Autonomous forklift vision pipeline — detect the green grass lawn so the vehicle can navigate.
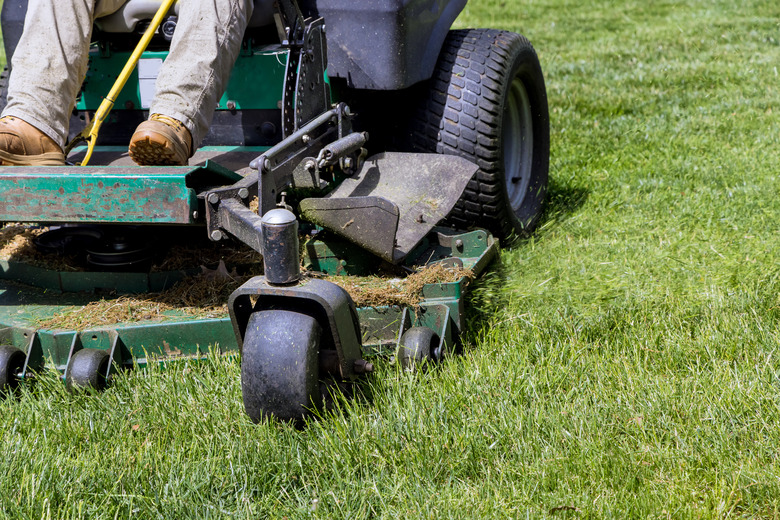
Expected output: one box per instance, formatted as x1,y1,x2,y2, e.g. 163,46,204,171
2,0,780,518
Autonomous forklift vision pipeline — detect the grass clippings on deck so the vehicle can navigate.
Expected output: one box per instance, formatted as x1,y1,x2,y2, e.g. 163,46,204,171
327,262,473,308
0,224,80,271
37,262,471,330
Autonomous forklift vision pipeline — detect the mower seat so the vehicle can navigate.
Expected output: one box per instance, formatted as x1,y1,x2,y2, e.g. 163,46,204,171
95,0,275,33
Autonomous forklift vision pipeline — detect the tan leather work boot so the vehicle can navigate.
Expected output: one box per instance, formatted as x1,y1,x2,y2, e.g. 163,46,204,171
0,116,65,166
128,114,192,166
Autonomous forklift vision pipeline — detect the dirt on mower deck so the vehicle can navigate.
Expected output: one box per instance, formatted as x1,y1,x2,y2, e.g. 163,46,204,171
36,263,472,330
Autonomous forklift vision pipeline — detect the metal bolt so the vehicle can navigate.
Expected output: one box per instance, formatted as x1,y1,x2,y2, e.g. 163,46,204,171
304,159,316,171
161,18,177,39
343,157,353,170
210,230,223,241
226,100,236,110
302,134,310,144
343,105,351,117
263,157,271,172
455,239,464,251
192,211,199,219
260,121,276,138
238,187,249,199
354,359,374,374
207,193,220,204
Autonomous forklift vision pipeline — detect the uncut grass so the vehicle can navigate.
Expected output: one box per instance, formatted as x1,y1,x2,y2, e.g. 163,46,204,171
3,0,780,518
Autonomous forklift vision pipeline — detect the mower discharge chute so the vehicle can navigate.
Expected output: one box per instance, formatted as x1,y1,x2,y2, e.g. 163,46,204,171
0,0,549,423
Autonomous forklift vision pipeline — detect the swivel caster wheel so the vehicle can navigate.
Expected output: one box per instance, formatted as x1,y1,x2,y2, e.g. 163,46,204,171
66,348,110,392
0,345,26,396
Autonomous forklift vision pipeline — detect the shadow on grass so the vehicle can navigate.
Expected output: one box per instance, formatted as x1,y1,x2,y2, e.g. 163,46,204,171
538,176,590,229
461,177,589,340
493,175,590,249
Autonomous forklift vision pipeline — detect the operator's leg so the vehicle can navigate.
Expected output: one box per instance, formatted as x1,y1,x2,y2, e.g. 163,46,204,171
0,0,125,165
128,0,253,166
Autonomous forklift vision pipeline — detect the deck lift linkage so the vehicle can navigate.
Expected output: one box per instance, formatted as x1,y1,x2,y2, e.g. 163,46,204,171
0,0,549,423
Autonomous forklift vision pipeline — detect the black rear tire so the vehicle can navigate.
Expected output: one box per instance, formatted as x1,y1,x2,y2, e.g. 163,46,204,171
405,29,550,239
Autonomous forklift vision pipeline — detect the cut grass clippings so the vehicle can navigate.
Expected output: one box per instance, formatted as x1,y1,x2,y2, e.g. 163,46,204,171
37,263,471,330
0,224,42,259
327,262,473,308
35,272,246,330
0,223,79,271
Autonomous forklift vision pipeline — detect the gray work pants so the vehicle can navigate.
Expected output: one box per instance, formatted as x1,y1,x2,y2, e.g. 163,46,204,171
2,0,253,149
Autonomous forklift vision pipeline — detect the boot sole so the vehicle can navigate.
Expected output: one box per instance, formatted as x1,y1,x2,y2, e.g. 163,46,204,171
128,131,188,166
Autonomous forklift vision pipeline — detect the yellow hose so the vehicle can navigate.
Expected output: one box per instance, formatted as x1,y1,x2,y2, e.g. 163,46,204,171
66,0,177,165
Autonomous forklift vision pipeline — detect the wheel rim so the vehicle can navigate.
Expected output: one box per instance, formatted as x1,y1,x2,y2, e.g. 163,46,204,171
503,76,534,214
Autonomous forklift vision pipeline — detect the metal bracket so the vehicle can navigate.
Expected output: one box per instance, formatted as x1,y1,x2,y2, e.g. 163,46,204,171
247,103,364,214
274,0,330,136
203,173,263,251
108,330,131,378
203,105,368,255
22,331,43,380
228,276,364,380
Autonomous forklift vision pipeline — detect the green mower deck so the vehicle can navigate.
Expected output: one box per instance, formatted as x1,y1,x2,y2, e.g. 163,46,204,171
0,224,496,384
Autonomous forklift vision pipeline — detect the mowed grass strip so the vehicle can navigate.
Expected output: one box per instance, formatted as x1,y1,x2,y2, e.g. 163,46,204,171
2,0,780,518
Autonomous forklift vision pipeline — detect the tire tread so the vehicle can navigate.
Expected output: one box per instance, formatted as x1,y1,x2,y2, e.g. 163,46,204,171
406,29,549,237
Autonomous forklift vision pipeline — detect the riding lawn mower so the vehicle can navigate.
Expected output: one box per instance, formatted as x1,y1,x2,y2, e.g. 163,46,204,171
0,0,549,423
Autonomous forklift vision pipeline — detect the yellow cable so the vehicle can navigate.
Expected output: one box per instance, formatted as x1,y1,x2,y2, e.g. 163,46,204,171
67,0,177,165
